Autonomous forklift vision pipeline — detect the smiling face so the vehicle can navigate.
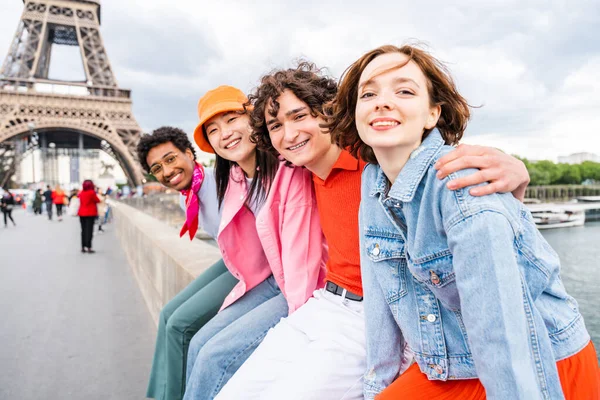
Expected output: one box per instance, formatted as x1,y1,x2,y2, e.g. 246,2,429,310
265,90,333,169
204,111,256,168
355,52,440,154
146,142,196,191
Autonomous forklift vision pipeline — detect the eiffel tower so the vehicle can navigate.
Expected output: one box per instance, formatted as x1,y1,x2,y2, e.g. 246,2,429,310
0,0,143,187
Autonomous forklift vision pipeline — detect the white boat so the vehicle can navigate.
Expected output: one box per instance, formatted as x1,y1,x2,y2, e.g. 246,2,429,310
531,209,586,229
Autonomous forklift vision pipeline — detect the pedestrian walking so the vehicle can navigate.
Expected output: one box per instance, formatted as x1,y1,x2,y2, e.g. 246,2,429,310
96,188,106,233
78,180,100,253
52,185,67,222
32,189,43,215
68,189,79,217
43,185,53,220
1,189,17,228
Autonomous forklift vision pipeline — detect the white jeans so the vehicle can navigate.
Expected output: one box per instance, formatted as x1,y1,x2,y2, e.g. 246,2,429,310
215,288,367,400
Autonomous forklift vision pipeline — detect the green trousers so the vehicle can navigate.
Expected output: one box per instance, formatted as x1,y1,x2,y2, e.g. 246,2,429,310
146,259,238,400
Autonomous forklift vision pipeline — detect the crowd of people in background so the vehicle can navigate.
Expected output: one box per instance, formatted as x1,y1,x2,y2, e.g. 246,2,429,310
1,182,113,252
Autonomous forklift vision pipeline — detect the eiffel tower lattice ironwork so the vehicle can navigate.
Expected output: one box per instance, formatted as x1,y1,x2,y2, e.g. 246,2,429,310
0,0,143,187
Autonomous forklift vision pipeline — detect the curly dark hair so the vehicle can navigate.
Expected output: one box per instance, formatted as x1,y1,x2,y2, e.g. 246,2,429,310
326,45,471,164
136,126,197,172
247,61,338,154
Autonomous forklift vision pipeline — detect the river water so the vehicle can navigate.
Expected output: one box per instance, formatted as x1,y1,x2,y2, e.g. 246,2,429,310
541,221,600,361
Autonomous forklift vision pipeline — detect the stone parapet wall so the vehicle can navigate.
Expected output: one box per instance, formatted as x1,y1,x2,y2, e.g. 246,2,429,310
119,193,184,229
119,193,214,241
109,200,221,325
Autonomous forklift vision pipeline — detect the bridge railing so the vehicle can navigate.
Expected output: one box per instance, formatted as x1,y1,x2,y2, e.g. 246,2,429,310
525,185,600,202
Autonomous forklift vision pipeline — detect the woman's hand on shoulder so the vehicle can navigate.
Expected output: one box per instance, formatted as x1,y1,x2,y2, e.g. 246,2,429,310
434,144,530,201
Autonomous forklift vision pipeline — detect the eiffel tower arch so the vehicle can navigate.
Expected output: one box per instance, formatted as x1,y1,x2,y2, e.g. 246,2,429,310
0,0,143,187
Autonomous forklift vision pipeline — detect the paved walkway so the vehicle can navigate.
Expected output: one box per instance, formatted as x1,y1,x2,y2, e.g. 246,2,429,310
0,209,155,399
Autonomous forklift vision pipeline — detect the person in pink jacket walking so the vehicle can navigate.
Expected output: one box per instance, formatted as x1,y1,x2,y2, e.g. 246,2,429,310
167,86,327,400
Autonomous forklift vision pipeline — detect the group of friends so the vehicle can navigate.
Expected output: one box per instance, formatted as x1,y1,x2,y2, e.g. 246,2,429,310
136,44,600,400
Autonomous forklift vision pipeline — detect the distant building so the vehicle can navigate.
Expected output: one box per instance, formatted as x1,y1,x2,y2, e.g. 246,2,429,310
557,152,600,164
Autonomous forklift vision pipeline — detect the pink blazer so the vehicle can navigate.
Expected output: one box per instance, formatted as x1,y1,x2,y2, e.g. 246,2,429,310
218,162,327,314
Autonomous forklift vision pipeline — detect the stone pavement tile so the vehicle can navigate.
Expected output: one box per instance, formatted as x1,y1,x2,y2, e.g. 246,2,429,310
0,209,155,400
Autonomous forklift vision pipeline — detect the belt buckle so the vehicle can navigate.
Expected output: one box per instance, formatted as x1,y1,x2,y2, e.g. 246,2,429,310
326,281,363,301
325,281,336,295
341,288,348,300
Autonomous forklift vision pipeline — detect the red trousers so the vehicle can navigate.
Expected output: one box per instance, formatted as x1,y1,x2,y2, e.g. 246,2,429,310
377,341,600,400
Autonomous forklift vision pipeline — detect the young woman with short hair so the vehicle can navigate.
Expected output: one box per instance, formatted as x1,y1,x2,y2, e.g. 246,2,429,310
329,44,599,400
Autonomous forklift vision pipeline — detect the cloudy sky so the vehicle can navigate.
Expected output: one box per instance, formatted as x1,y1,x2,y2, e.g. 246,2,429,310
1,0,599,164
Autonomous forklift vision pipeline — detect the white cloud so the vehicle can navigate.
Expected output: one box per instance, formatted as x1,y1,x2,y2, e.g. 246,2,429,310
466,54,600,161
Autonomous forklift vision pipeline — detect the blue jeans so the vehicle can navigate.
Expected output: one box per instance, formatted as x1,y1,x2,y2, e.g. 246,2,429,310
146,259,237,400
183,275,288,400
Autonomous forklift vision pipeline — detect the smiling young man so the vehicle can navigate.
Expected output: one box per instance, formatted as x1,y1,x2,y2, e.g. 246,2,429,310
137,127,238,400
214,63,531,400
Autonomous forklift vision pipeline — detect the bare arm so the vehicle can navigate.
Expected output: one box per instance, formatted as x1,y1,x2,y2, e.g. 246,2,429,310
434,144,530,201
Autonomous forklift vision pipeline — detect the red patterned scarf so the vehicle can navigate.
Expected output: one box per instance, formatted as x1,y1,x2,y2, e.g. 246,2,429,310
179,163,205,240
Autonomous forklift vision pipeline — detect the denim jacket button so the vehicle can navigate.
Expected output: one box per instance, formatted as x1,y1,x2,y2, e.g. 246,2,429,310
371,245,380,256
434,365,444,375
430,271,440,285
427,314,437,323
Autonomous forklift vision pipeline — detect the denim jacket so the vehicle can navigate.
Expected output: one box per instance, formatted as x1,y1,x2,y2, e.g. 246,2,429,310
359,130,590,400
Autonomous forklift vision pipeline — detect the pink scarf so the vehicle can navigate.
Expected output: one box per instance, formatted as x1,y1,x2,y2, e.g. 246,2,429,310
179,163,205,240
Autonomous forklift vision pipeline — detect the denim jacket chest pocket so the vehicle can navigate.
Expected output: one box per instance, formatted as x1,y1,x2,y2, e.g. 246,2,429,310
407,250,462,312
363,228,408,304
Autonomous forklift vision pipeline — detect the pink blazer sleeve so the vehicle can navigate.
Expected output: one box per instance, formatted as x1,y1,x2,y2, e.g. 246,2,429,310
279,169,327,314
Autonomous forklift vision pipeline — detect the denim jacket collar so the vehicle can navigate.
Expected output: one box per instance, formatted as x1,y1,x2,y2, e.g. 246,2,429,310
370,129,445,202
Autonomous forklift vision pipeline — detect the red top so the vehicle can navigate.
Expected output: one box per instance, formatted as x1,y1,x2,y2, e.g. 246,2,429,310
313,149,366,296
78,190,100,217
51,190,66,205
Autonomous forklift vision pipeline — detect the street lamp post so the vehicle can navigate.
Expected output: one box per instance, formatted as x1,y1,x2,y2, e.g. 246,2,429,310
27,122,37,184
49,142,56,187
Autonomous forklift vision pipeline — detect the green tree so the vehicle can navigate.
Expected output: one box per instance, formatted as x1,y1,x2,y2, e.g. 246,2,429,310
535,160,562,183
557,163,582,184
517,157,600,186
529,166,551,186
580,161,600,182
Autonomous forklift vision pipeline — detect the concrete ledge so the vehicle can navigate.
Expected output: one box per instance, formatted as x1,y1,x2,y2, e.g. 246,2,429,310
108,200,222,325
